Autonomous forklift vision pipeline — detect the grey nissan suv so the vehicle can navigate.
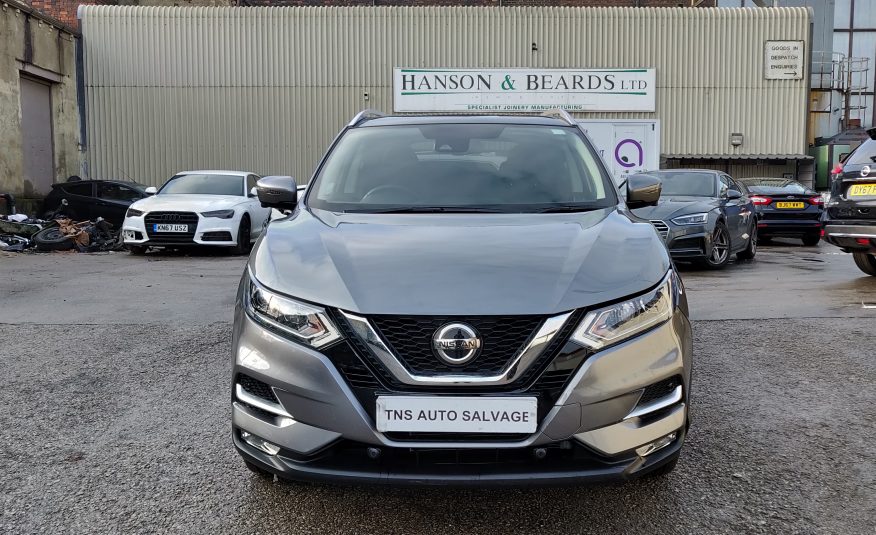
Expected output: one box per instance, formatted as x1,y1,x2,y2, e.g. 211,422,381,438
231,110,693,485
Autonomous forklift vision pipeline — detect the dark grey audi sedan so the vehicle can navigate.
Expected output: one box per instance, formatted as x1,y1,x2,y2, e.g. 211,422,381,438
231,110,693,485
630,170,758,269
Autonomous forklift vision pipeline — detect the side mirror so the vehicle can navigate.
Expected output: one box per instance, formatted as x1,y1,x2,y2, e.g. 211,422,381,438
144,186,157,195
626,174,661,209
727,189,743,200
256,176,298,210
249,186,258,198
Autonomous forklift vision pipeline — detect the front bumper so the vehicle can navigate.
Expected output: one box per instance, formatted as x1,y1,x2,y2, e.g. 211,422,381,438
121,214,239,247
658,222,710,260
231,306,692,485
823,221,876,252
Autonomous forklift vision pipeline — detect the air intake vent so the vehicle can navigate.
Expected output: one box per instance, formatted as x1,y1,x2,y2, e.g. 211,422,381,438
238,374,279,404
650,220,669,241
637,376,680,407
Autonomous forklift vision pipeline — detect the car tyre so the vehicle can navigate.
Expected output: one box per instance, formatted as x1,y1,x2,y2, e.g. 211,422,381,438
852,252,876,276
127,245,147,255
736,223,757,260
232,215,252,255
33,227,75,252
699,221,731,269
802,234,821,247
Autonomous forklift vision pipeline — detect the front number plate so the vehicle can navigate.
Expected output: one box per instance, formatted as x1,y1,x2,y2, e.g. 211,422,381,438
376,396,538,434
153,224,189,232
848,184,876,196
775,202,805,209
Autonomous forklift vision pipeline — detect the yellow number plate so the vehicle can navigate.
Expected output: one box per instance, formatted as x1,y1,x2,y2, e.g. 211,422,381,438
775,202,804,209
849,184,876,196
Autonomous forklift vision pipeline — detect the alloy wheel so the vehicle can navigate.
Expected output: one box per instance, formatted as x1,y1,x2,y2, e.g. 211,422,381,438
709,225,729,265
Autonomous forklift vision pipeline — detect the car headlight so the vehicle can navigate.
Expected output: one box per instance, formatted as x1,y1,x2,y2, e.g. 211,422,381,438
571,271,676,350
671,213,709,226
244,273,341,348
126,208,144,218
202,209,235,219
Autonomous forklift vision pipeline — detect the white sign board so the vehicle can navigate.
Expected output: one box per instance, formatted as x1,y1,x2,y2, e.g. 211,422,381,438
764,41,804,80
394,68,656,112
376,396,538,433
578,120,661,186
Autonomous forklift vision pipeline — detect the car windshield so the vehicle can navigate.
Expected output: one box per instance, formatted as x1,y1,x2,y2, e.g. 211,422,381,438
741,178,808,195
160,174,243,196
654,172,717,197
307,123,616,213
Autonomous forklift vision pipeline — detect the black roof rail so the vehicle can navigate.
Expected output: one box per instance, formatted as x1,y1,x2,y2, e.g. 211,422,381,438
348,109,387,127
540,108,577,127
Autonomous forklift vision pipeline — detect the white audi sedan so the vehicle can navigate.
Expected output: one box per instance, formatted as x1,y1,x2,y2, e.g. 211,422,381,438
121,170,273,255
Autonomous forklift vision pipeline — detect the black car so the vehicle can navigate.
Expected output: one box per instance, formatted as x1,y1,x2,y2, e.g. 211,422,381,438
630,169,757,269
823,128,876,276
42,179,151,226
738,177,824,246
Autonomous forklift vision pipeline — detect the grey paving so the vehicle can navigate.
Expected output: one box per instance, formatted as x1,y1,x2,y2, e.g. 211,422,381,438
1,241,874,534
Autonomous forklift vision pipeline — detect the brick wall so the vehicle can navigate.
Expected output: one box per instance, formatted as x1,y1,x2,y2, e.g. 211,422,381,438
25,0,716,30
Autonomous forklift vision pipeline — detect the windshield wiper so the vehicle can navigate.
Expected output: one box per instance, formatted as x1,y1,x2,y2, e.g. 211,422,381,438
351,206,505,214
535,204,601,213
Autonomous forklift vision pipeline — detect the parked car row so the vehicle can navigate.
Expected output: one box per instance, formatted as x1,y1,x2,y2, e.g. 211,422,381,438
41,121,868,279
621,169,833,271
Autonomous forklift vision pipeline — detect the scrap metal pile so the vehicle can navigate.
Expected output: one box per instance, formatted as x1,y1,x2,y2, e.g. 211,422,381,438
1,195,122,253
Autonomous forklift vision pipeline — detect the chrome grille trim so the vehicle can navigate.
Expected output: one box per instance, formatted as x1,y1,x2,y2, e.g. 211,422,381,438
235,383,291,418
625,385,683,420
338,310,573,386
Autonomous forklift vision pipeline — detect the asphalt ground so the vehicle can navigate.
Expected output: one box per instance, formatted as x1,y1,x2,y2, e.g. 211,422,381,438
1,240,874,534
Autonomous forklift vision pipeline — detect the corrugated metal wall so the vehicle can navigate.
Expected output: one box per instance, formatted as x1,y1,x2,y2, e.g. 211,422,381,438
80,6,811,186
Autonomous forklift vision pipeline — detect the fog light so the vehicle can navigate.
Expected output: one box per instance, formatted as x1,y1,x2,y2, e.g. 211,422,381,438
856,238,871,245
635,432,677,457
123,230,136,240
241,431,280,456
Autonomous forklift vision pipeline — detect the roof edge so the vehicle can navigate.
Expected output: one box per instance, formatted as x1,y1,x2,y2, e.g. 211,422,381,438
1,0,80,36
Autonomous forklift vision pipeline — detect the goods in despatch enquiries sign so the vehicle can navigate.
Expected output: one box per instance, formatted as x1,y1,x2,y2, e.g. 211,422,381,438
394,68,656,112
764,41,804,80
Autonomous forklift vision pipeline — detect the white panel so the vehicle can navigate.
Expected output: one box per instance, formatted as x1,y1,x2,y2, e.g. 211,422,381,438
834,32,850,56
851,31,876,60
835,0,852,29
852,1,876,28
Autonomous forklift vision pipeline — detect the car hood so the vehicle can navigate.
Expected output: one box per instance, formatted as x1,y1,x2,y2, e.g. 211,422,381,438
249,207,670,316
131,194,246,213
631,196,719,221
